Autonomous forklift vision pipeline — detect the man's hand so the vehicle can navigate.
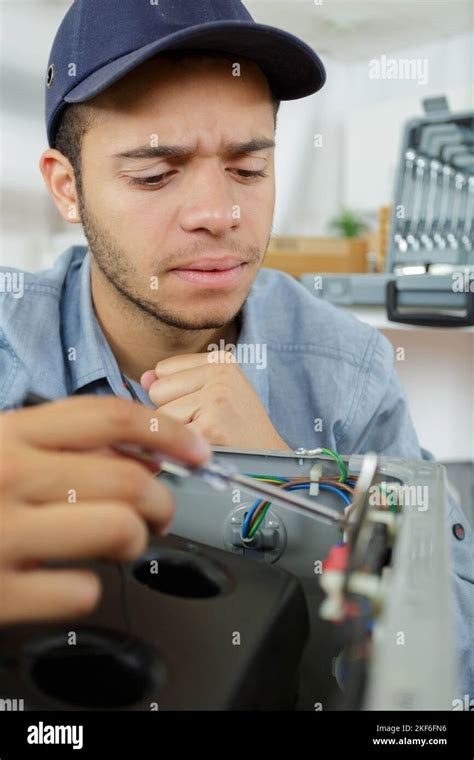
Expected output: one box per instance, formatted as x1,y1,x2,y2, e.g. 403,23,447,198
0,396,210,625
141,351,291,450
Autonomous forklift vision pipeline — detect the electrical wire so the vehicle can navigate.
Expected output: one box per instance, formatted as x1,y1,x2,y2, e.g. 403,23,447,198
245,482,352,540
318,448,348,482
241,450,354,540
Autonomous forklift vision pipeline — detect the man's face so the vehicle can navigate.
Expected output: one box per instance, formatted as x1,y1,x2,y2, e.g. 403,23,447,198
78,54,276,330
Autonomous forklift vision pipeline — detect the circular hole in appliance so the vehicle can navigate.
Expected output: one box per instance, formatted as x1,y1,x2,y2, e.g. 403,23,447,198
27,629,163,709
133,548,232,599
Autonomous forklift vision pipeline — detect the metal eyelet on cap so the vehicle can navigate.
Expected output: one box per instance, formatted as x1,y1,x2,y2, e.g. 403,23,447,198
46,64,55,88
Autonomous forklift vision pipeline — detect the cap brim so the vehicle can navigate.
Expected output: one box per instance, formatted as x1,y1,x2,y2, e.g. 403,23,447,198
64,20,325,105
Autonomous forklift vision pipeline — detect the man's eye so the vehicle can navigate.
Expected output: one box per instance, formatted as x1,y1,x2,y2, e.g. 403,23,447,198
127,168,267,188
128,173,171,187
231,169,268,179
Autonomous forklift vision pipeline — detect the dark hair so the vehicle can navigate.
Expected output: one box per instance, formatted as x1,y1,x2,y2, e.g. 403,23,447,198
54,52,280,192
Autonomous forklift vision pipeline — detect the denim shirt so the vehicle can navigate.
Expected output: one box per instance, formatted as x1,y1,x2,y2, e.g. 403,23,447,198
1,246,472,697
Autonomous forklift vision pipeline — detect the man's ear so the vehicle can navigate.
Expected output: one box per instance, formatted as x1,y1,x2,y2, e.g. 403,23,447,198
39,149,81,224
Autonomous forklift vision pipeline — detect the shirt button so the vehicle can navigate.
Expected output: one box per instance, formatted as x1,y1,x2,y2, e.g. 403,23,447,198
452,523,465,541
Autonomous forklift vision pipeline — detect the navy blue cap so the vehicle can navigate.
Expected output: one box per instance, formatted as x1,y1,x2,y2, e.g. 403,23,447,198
45,0,326,147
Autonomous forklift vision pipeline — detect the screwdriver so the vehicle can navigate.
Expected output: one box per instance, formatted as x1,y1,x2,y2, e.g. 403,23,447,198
21,392,347,527
118,443,346,527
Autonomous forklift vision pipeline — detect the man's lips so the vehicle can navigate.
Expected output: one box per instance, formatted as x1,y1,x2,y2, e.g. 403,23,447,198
170,257,248,287
172,257,246,272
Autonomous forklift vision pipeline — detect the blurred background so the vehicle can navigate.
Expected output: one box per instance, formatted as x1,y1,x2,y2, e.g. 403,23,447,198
0,0,473,515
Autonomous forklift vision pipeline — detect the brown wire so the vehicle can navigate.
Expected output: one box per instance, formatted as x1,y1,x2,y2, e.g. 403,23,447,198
247,477,355,531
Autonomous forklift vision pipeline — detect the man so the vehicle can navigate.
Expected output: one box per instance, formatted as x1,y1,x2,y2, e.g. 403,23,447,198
0,0,472,695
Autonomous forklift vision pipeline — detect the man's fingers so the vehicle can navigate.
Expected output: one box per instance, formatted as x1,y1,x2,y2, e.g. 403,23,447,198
148,368,208,407
140,370,157,392
154,351,233,377
154,353,210,376
10,449,174,531
0,569,101,624
5,396,211,464
155,394,200,424
2,503,148,565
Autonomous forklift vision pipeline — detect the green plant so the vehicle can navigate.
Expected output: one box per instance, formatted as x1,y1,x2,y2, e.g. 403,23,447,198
328,209,369,238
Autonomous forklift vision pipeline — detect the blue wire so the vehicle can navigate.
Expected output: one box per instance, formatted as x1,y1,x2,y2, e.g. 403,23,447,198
281,483,352,506
317,483,352,506
241,477,291,537
241,482,351,538
241,499,261,537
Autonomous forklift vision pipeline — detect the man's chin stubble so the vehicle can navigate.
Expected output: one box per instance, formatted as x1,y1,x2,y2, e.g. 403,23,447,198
81,215,238,332
80,198,254,332
94,251,245,332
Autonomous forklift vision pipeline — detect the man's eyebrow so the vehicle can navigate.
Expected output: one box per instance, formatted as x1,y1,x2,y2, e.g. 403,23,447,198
223,138,276,156
113,137,275,161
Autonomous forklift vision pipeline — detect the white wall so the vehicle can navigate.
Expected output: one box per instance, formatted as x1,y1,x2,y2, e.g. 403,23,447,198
0,1,87,272
273,31,474,235
383,329,474,463
273,55,347,236
343,32,474,212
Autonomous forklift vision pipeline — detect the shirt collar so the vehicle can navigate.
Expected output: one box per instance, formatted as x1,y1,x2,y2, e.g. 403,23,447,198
63,250,128,397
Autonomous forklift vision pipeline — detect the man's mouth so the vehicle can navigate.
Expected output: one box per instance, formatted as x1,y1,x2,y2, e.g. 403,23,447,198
170,257,248,287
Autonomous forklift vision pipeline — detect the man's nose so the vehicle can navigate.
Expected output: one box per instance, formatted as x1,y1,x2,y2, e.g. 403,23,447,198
178,162,240,236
